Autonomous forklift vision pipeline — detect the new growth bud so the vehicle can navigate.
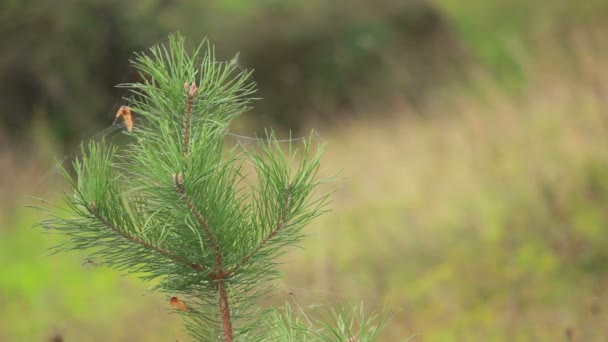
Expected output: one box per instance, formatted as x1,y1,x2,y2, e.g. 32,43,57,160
184,82,199,97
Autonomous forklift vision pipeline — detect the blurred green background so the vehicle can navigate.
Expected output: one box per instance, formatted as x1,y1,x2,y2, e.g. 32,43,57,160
3,0,608,340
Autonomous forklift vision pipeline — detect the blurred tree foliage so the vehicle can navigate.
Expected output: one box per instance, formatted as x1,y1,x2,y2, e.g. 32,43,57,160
0,0,461,143
0,0,166,143
235,0,463,129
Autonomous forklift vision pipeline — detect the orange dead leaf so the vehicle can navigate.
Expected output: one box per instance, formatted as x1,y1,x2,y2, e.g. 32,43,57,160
170,296,189,312
115,106,133,132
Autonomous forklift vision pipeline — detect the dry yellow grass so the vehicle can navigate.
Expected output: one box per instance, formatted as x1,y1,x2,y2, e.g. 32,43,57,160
280,28,608,340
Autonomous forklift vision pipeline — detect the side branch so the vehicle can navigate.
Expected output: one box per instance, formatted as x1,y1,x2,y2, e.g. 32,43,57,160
173,174,234,341
227,190,292,276
174,174,224,270
87,204,205,271
182,82,199,157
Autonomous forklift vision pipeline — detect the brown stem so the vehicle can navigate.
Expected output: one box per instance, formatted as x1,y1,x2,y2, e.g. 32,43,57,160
174,174,224,269
226,190,291,277
182,82,199,157
218,281,233,342
88,204,205,271
173,174,233,339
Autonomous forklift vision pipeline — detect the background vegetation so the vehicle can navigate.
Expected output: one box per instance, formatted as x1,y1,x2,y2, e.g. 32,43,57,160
2,0,608,340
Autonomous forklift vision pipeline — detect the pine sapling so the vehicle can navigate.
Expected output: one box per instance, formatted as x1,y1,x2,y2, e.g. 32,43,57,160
36,33,334,341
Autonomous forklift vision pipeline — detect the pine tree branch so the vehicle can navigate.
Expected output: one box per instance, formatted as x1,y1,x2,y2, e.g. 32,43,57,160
174,174,224,271
182,82,199,157
227,189,292,277
87,203,206,271
174,172,235,342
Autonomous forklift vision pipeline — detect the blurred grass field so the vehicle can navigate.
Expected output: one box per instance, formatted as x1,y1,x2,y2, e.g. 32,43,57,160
285,29,608,341
3,2,608,341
